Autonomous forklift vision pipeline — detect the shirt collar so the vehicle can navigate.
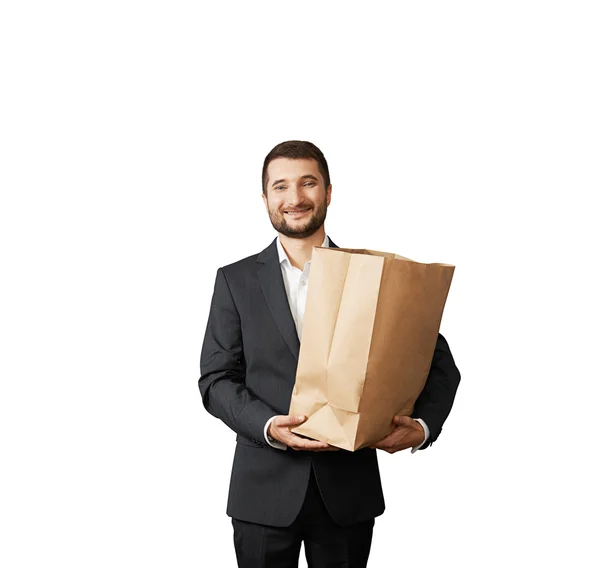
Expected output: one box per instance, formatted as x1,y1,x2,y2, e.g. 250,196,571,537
276,234,330,266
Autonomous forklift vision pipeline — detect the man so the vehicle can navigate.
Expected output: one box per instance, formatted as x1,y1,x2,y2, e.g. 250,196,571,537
198,140,461,567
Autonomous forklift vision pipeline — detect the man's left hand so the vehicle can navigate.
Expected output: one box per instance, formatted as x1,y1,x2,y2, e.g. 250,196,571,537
368,415,425,454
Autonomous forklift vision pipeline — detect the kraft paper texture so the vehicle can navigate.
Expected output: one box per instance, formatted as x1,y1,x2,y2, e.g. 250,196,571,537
289,247,454,451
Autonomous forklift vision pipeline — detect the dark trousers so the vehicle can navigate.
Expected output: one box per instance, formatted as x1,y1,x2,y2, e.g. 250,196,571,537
231,467,375,568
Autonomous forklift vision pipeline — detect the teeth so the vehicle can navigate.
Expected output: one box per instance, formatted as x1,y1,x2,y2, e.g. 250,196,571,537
285,209,309,214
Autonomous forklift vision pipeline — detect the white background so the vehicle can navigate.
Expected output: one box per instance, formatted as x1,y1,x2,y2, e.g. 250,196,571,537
1,1,599,566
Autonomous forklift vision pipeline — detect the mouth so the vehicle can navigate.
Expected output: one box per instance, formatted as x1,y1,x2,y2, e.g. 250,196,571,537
284,207,311,218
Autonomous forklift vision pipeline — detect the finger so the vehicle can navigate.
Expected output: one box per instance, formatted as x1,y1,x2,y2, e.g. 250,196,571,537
285,434,330,450
275,414,307,427
299,440,331,450
388,441,413,453
311,443,338,450
295,443,332,451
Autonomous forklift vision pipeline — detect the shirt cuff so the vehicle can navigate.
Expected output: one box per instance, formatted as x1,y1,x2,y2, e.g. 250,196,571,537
411,418,430,454
264,416,287,451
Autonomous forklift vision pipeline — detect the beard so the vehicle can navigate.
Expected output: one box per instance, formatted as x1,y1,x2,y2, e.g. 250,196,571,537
267,200,328,239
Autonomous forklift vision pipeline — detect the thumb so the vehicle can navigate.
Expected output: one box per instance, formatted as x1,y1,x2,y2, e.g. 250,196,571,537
393,415,412,427
277,414,307,427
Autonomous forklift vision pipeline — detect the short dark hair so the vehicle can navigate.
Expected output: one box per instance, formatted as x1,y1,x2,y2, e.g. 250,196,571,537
262,140,330,195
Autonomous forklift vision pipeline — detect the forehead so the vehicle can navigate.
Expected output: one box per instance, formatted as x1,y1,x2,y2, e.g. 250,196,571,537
267,158,322,183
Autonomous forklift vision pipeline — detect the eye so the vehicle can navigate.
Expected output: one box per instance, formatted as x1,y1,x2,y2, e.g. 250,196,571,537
274,185,285,191
303,181,315,187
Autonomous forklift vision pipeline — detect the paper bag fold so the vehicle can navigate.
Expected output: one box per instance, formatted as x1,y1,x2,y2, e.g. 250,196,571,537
289,247,454,451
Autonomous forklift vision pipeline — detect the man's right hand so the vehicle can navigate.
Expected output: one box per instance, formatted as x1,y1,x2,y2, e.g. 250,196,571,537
268,415,340,451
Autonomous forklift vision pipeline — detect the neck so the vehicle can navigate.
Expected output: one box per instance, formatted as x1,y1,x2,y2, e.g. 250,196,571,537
278,227,326,270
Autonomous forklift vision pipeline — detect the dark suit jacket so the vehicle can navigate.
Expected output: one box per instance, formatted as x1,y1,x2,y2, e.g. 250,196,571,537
198,237,461,527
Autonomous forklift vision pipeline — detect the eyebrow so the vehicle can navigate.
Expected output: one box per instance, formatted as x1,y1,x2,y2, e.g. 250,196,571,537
271,174,319,187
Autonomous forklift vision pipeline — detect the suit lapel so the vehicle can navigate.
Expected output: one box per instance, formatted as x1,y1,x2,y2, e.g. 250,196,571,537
257,239,300,359
256,236,338,360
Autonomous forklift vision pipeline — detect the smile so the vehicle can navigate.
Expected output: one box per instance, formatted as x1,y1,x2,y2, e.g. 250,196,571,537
284,208,311,216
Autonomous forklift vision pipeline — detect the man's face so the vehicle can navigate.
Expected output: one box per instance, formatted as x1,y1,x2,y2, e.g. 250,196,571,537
262,158,332,239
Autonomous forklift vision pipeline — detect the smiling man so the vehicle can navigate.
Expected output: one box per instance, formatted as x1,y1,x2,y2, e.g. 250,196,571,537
198,140,461,567
263,157,329,241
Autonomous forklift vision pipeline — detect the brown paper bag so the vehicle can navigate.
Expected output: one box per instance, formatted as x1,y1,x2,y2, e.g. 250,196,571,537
288,246,454,451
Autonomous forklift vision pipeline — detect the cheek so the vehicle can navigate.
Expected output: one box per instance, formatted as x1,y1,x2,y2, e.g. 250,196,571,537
270,200,284,214
265,196,280,211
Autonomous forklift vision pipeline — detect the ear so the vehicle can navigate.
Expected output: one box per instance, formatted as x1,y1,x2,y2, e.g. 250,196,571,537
326,184,332,207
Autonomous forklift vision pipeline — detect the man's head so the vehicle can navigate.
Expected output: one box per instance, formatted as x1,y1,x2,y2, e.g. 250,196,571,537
261,141,332,239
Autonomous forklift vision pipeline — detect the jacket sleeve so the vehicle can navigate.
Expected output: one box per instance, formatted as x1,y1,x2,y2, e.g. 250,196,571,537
411,332,461,449
198,267,279,443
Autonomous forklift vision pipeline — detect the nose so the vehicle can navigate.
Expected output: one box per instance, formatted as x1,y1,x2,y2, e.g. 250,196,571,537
285,186,306,207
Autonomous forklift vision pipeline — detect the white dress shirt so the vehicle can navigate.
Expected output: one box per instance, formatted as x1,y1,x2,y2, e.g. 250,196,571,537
264,235,429,453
